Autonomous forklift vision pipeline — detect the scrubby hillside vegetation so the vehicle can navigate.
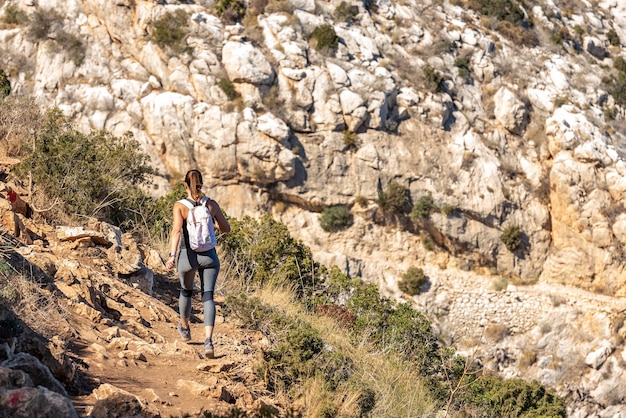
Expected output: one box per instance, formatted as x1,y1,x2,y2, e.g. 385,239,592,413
0,103,567,416
2,0,626,415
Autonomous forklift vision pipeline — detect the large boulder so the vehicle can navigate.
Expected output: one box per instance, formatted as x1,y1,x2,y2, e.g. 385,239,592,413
493,87,528,135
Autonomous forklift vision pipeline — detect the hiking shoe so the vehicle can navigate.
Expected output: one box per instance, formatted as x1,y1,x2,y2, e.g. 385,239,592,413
177,323,191,342
204,338,214,358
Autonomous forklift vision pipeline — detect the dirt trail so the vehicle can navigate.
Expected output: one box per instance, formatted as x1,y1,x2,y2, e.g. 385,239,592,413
65,272,269,417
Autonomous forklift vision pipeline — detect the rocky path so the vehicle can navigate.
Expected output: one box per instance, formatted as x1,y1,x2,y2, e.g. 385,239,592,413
65,273,271,418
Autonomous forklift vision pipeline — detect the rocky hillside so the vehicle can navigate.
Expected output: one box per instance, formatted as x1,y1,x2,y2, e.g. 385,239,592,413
0,194,274,417
2,0,626,415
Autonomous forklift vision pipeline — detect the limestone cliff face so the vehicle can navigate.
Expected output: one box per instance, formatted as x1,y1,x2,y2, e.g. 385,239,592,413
1,0,626,314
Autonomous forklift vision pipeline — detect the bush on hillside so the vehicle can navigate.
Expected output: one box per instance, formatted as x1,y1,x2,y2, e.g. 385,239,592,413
458,375,566,417
398,266,427,296
218,78,238,100
377,181,410,214
3,5,29,26
25,8,85,65
0,69,10,98
27,8,61,41
149,10,190,53
466,0,525,25
423,65,444,93
226,292,375,415
603,72,626,106
615,56,626,74
143,182,187,239
13,108,155,228
334,1,359,24
310,24,339,53
500,225,522,252
219,215,319,298
410,194,436,220
214,0,246,24
342,129,358,149
607,28,621,46
319,205,353,232
0,96,42,158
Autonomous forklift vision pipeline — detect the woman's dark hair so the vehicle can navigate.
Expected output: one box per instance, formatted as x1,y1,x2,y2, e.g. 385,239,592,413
184,169,203,201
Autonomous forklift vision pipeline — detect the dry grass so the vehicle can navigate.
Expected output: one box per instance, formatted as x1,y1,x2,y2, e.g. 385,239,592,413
0,95,42,158
252,284,440,417
484,323,509,343
0,259,70,338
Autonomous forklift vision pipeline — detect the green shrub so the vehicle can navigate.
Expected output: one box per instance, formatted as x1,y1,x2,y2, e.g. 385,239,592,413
572,25,585,39
354,195,367,207
465,0,538,47
3,5,28,26
459,375,566,417
310,24,339,53
410,194,435,220
220,215,319,298
398,266,427,296
500,225,522,252
441,204,456,216
218,78,238,100
319,205,353,232
493,276,508,291
603,72,626,106
423,65,443,93
342,129,358,149
334,1,359,24
466,0,525,25
453,56,470,78
143,182,186,239
607,28,620,46
377,181,409,214
13,108,155,228
422,234,435,251
0,69,10,98
149,10,189,52
215,0,246,24
614,56,626,74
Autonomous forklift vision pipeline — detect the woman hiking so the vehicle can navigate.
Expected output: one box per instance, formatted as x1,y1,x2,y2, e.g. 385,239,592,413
165,169,230,358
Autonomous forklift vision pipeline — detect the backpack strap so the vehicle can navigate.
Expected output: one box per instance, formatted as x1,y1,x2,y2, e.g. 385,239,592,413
178,199,194,209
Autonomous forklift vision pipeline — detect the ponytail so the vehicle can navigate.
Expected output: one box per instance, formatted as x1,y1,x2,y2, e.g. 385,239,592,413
184,169,203,202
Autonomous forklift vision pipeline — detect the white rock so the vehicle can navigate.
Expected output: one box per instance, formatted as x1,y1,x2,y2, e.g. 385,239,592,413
339,89,366,115
584,341,614,369
222,41,274,85
256,112,291,144
327,63,350,88
493,87,528,135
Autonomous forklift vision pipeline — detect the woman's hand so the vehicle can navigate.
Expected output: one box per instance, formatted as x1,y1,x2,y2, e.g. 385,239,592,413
165,255,176,270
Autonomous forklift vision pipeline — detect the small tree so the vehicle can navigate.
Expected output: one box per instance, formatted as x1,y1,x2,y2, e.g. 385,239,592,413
14,108,155,227
500,225,522,252
310,24,339,53
398,266,427,296
319,205,353,232
410,194,436,220
377,181,409,214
